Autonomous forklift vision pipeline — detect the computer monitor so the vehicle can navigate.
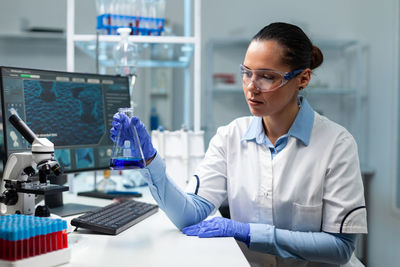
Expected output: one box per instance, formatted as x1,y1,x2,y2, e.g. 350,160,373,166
0,66,130,172
0,66,131,216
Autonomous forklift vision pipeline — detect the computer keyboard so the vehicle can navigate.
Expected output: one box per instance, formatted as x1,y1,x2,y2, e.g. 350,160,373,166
70,199,158,235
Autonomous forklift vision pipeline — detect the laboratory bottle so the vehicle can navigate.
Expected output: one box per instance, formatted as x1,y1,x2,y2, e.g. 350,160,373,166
96,0,107,34
114,0,122,28
128,0,138,33
147,0,157,35
138,0,148,34
110,107,146,169
119,0,129,27
113,27,138,76
96,169,117,192
150,107,159,131
158,0,165,20
96,0,106,15
120,0,127,28
156,0,166,32
109,0,118,33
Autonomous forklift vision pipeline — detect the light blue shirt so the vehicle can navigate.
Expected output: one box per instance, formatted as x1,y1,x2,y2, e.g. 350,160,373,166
242,95,314,158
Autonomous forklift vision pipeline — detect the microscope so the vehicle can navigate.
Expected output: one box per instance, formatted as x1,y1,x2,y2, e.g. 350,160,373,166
0,111,68,216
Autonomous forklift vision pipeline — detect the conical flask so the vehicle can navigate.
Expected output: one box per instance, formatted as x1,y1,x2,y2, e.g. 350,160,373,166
110,107,146,169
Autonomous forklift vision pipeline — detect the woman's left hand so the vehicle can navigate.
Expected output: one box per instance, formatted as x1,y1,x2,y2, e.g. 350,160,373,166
182,217,250,243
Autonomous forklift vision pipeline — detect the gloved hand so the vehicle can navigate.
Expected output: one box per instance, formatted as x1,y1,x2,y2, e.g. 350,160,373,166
110,112,132,147
110,113,157,161
182,217,250,244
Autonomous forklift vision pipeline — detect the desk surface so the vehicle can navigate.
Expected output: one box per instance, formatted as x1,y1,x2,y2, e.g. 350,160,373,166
60,187,250,267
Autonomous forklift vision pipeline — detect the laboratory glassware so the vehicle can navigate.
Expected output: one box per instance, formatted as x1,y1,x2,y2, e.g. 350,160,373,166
96,169,117,192
110,107,146,169
113,27,138,76
113,27,138,108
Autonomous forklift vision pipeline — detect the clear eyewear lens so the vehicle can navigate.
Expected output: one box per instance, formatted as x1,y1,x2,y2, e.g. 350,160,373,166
240,66,286,92
240,65,304,92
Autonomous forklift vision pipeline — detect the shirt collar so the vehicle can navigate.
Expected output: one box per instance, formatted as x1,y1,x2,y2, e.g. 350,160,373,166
242,116,265,144
242,95,314,146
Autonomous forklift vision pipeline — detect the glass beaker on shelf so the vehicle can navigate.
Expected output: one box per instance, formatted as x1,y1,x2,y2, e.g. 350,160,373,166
110,107,146,169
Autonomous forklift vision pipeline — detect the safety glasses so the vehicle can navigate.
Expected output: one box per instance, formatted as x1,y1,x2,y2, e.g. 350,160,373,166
240,64,304,92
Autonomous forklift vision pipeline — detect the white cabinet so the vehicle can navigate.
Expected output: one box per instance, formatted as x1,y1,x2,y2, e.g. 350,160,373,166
206,37,369,167
66,0,202,132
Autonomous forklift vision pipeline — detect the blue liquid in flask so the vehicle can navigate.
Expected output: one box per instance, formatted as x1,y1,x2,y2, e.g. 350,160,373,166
110,157,146,169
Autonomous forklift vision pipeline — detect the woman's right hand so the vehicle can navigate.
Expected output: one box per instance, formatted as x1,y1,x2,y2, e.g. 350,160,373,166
110,113,157,163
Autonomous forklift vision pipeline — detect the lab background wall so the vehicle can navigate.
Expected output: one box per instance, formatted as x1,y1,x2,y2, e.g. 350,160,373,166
0,1,399,266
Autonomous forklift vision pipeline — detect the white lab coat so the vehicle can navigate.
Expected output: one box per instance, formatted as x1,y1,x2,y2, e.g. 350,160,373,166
187,113,367,267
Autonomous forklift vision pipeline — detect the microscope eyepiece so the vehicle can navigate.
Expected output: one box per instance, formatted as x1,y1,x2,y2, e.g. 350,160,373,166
51,164,63,176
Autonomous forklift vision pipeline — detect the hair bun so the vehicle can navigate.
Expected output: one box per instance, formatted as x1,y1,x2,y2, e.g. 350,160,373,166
310,45,323,69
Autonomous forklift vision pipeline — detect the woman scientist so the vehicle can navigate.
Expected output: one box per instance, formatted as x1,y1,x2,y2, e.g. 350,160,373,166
111,22,367,266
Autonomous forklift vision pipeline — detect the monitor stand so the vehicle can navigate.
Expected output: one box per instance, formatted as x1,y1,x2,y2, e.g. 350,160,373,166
45,175,100,217
49,202,99,217
77,190,142,200
45,191,100,217
76,172,142,200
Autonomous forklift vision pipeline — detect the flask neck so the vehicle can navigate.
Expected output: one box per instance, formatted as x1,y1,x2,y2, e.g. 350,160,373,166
117,27,132,39
119,32,130,42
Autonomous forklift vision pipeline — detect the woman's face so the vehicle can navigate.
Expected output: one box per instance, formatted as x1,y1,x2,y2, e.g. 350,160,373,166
242,40,305,117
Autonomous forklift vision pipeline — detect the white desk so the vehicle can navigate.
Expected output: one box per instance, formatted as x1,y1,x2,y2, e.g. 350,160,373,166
60,188,250,267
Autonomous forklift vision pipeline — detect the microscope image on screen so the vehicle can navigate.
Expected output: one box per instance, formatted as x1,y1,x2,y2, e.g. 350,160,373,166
39,80,57,102
9,130,21,148
75,148,95,169
23,80,105,146
4,104,26,149
54,149,72,170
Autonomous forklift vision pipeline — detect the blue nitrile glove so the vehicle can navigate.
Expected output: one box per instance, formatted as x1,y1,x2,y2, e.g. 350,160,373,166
110,112,133,147
182,217,250,244
110,113,157,161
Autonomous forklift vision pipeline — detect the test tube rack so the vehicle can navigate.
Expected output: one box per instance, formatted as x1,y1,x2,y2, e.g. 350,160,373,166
0,215,70,267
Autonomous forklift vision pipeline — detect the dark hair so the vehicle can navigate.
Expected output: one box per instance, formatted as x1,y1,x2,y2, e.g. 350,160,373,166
252,22,323,70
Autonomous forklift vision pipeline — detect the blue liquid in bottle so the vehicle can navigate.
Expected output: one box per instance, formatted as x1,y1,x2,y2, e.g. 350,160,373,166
110,157,146,170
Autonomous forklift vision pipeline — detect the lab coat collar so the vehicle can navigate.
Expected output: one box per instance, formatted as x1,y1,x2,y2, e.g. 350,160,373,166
242,95,314,146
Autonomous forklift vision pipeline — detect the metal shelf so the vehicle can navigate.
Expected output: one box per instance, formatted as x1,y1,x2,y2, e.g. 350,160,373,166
314,39,359,50
303,87,358,95
212,87,359,95
0,32,65,41
213,86,242,93
73,34,196,44
74,40,193,68
208,37,358,50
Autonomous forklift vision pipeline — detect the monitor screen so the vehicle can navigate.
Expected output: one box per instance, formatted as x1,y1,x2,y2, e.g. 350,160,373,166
0,66,130,173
